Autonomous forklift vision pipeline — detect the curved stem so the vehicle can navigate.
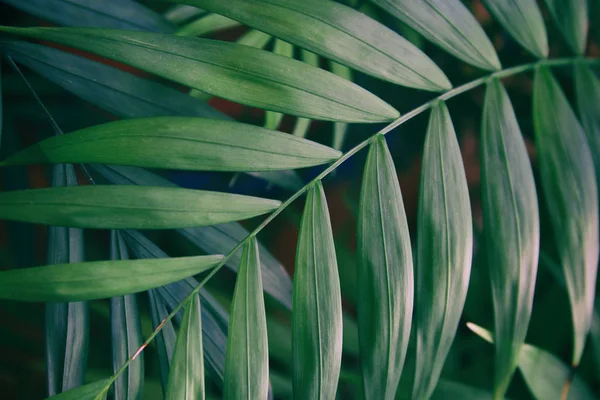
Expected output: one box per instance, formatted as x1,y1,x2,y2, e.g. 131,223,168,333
99,56,600,396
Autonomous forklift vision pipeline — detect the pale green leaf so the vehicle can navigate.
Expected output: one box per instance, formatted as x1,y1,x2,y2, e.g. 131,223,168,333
0,26,398,123
176,13,241,37
0,254,222,302
166,293,205,400
265,39,294,131
163,4,204,25
357,136,413,400
0,185,280,229
574,62,600,174
223,238,269,399
169,0,451,91
292,118,312,139
533,67,599,366
236,29,272,49
293,181,343,399
110,231,144,400
481,79,540,397
482,0,548,58
413,101,473,399
45,379,110,400
372,0,501,71
542,0,588,55
1,117,341,171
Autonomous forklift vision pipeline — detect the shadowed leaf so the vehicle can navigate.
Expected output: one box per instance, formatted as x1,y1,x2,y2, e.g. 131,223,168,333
542,0,588,54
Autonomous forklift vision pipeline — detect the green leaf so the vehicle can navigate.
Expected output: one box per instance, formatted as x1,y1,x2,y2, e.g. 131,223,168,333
0,61,2,150
2,0,174,32
236,29,272,49
264,39,294,131
4,41,225,120
1,117,341,171
293,181,343,399
168,0,451,91
45,164,88,396
542,0,588,55
591,311,600,374
166,293,206,400
481,79,540,397
148,289,177,392
0,254,222,302
533,67,599,366
481,0,548,58
574,62,600,174
519,345,595,399
372,0,501,71
45,379,110,400
223,238,269,399
357,136,413,400
0,26,398,123
110,231,144,400
0,185,280,229
431,380,496,400
413,101,473,399
176,13,241,37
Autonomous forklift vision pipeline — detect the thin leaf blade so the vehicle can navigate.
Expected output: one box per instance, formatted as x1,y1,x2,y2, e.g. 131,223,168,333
0,26,398,123
223,238,269,399
45,379,110,400
413,101,473,399
372,0,501,71
293,181,343,399
542,0,588,54
481,79,540,397
533,67,599,366
574,62,600,175
357,136,413,400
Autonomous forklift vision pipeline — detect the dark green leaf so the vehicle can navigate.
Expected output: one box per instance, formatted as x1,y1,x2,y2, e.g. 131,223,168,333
169,0,451,91
224,238,269,399
357,136,413,400
533,67,599,366
3,41,225,120
372,0,501,71
481,79,540,397
2,0,175,32
91,164,293,310
0,26,398,123
413,101,473,399
574,62,600,174
482,0,547,58
176,13,241,37
0,185,280,229
166,293,205,400
591,311,600,374
293,181,343,399
45,164,88,396
148,289,177,392
0,61,2,149
542,0,588,54
431,380,495,400
45,379,110,400
1,117,341,171
110,231,144,400
0,253,222,302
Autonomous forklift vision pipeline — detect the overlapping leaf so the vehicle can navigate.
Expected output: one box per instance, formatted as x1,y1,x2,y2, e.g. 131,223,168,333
110,231,144,400
533,67,599,366
91,164,293,310
223,238,269,399
1,117,341,171
0,253,222,302
264,39,294,131
542,0,588,54
574,62,600,173
166,293,206,400
482,0,548,58
45,163,88,396
147,289,177,392
169,0,451,91
372,0,500,71
481,79,539,397
293,181,343,399
357,136,413,400
412,102,473,399
0,26,398,123
0,185,280,229
176,13,241,37
45,379,110,400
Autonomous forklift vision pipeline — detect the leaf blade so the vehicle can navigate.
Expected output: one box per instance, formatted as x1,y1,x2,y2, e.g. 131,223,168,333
481,79,540,397
574,62,600,175
533,67,599,366
542,0,588,54
45,379,110,400
293,181,343,399
372,0,501,71
412,102,473,399
357,136,413,399
223,238,269,399
0,26,398,123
